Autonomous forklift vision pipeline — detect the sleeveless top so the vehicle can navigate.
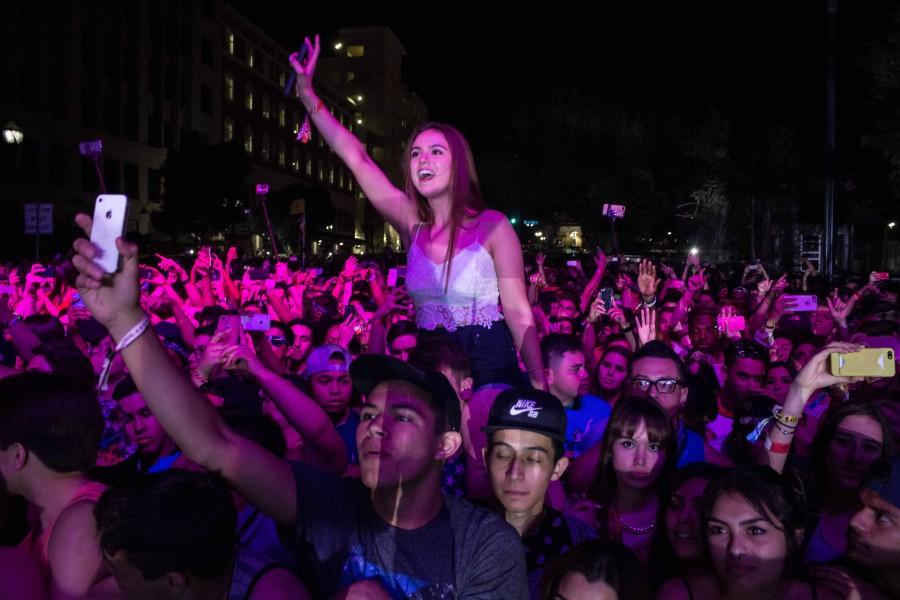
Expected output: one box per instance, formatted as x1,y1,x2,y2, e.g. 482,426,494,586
19,480,107,585
406,223,503,331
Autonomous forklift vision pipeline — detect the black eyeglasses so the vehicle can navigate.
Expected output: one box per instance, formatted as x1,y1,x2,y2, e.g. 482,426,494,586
267,335,286,347
630,377,683,394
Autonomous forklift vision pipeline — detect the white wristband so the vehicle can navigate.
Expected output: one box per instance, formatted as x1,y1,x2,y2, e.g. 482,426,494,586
98,315,150,392
114,315,151,352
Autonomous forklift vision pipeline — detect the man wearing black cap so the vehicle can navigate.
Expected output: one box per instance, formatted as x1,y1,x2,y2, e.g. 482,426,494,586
482,388,596,599
71,221,526,598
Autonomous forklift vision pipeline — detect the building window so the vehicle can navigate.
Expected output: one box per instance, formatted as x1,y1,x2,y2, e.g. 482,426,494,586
346,45,365,58
278,106,286,127
329,166,335,185
292,111,300,134
318,162,324,181
244,127,253,154
305,157,312,176
224,73,234,101
339,170,345,189
226,31,235,55
278,71,286,88
348,179,353,192
262,94,270,120
245,85,254,111
346,71,355,82
277,141,286,166
247,47,255,68
292,148,300,171
224,118,234,141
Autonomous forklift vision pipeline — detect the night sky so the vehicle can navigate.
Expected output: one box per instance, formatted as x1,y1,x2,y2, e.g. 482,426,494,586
230,1,900,247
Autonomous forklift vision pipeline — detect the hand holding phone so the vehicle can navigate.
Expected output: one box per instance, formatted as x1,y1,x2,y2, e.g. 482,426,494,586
830,348,895,378
90,195,129,273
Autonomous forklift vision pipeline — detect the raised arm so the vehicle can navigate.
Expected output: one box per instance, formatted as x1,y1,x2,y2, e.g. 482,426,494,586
70,215,297,526
290,36,417,237
486,211,545,389
221,343,348,474
764,342,863,474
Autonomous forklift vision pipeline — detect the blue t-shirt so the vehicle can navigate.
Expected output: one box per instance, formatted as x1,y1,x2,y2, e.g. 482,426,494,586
565,394,612,458
677,426,706,468
336,410,360,465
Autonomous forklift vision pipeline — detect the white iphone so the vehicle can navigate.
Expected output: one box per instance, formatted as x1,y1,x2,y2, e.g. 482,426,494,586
90,195,129,273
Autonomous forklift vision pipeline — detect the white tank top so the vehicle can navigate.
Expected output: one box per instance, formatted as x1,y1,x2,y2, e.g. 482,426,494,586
406,223,503,331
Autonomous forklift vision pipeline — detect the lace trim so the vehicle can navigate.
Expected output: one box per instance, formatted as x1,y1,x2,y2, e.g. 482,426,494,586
415,303,503,332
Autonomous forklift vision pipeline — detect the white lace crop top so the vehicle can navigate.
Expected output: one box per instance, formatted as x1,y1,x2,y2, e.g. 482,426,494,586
405,224,503,331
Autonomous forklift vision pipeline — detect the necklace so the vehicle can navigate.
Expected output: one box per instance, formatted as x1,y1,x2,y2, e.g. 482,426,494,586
609,501,657,537
616,516,657,535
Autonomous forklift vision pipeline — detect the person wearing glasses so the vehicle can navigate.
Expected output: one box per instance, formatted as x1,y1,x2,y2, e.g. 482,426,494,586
628,341,711,468
565,341,715,495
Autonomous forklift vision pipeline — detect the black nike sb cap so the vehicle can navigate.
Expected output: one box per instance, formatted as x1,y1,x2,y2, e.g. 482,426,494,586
482,388,567,443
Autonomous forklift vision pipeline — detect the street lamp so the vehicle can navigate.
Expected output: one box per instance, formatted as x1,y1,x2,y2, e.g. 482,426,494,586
2,122,23,145
890,222,897,230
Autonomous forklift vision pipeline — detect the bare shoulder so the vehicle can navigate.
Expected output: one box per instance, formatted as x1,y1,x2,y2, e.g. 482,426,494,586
478,209,515,247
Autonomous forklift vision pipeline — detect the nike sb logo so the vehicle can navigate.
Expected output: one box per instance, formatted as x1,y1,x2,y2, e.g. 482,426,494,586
509,399,542,418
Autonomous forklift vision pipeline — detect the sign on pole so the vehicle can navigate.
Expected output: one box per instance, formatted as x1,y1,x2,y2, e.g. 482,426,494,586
24,204,37,235
38,204,53,234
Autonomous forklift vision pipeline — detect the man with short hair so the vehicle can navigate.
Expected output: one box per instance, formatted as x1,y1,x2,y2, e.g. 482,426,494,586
302,344,358,466
113,376,183,473
629,341,708,467
844,457,900,598
95,469,309,600
70,214,526,598
541,334,611,458
0,372,107,597
707,340,769,452
482,388,595,599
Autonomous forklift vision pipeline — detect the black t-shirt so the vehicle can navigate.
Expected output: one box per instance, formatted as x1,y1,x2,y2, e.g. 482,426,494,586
290,462,527,599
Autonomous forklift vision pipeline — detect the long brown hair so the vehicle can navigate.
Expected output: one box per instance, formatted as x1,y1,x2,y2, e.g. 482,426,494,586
402,122,486,289
590,396,678,533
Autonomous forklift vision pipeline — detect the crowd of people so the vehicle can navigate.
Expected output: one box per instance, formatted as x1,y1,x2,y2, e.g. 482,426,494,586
0,35,898,600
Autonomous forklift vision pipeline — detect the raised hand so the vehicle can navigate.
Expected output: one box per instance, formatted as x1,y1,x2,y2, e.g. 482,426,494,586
341,255,358,279
289,35,321,101
687,268,707,293
793,342,867,394
586,296,607,323
757,277,772,296
637,259,660,299
635,307,656,345
826,288,856,327
374,287,411,322
70,214,144,339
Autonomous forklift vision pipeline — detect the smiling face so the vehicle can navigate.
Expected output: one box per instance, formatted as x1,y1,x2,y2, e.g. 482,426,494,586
409,129,453,200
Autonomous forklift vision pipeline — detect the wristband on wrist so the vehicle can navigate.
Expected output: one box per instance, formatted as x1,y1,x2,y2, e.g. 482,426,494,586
765,436,792,454
773,407,800,426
